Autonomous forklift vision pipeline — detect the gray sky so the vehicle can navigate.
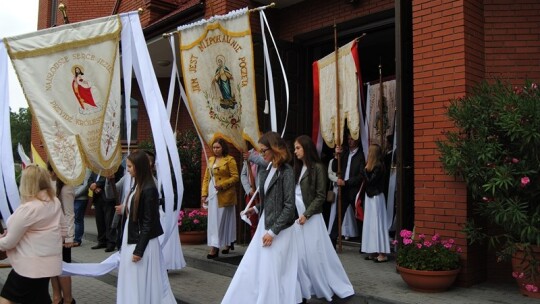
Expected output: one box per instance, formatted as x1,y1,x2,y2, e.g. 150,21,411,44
1,0,39,111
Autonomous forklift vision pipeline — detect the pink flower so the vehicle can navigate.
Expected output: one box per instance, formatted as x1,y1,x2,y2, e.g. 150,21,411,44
521,176,530,187
403,238,413,245
511,158,519,164
448,239,455,244
432,234,440,242
391,240,398,245
418,234,425,239
400,229,413,239
423,241,432,247
525,284,538,292
416,243,422,249
444,243,453,249
532,83,538,90
193,219,200,224
457,247,462,253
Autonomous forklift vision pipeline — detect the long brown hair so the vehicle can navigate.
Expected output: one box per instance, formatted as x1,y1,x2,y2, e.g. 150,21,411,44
293,135,321,184
365,144,383,172
258,131,291,167
128,150,156,220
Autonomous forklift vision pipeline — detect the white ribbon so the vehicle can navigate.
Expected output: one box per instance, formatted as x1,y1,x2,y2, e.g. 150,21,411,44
260,11,290,137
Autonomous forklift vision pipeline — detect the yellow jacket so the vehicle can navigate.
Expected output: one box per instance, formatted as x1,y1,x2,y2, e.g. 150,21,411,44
202,155,239,208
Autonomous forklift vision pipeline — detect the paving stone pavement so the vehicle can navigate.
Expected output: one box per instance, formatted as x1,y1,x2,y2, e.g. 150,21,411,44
0,216,538,304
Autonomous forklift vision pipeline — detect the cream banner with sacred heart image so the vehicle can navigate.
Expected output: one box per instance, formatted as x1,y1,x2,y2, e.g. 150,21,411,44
179,9,260,151
4,16,123,185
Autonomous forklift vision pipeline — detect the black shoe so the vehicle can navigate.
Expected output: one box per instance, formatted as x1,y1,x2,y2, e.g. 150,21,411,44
221,247,230,254
104,246,116,252
230,242,235,251
91,244,107,250
207,251,219,259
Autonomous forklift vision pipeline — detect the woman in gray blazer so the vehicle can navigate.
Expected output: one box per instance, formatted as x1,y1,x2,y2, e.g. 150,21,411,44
222,132,298,304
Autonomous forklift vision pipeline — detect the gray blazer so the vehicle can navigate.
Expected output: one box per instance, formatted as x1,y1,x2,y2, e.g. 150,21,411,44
256,163,296,235
299,162,327,219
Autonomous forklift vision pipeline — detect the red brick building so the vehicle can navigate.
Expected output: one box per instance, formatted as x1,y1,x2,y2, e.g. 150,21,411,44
33,0,540,286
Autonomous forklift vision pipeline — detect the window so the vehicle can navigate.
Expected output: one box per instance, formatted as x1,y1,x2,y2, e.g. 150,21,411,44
120,97,138,143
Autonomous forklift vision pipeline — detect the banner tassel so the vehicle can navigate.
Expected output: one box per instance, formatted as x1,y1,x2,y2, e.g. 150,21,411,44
263,99,269,114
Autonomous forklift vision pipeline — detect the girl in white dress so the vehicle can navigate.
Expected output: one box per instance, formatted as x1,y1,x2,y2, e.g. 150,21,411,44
222,132,298,304
361,144,391,262
293,135,354,302
116,150,176,304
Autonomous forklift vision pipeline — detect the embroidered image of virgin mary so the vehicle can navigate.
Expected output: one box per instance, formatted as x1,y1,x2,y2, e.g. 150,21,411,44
72,65,97,109
212,55,237,109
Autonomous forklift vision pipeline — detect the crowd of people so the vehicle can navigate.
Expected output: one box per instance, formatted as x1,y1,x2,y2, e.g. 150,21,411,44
0,130,395,303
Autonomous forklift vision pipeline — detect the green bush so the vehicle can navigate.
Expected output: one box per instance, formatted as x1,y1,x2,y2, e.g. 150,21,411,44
437,80,540,278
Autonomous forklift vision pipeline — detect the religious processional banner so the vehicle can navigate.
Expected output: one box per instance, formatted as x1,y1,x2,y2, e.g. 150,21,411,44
368,79,396,146
178,8,260,151
313,39,361,148
4,16,123,185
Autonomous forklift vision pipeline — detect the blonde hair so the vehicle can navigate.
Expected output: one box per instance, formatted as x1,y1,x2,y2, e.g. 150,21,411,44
365,144,383,172
19,164,55,203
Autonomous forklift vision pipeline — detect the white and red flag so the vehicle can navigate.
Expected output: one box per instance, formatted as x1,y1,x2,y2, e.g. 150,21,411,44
312,39,363,151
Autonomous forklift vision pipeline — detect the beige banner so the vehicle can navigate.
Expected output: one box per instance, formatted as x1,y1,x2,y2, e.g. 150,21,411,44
368,80,396,146
4,16,122,185
179,11,260,151
317,40,359,148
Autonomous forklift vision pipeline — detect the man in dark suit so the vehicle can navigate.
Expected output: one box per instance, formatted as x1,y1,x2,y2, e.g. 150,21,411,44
330,134,365,248
89,166,124,252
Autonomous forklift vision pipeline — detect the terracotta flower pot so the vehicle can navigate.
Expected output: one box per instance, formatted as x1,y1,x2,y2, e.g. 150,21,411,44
179,230,206,245
397,265,460,293
511,245,540,298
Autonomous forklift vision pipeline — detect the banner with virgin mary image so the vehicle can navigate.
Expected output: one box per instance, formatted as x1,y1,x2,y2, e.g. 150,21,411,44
178,8,260,151
4,16,123,185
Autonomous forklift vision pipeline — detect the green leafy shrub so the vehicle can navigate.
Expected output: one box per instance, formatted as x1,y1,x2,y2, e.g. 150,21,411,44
437,80,540,283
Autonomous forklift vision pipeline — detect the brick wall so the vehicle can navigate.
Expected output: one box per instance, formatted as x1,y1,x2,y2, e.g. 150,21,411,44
484,0,540,83
276,0,394,42
412,0,472,285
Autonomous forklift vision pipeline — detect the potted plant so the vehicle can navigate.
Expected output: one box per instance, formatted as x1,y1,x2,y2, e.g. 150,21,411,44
394,229,462,292
178,208,208,244
437,80,540,298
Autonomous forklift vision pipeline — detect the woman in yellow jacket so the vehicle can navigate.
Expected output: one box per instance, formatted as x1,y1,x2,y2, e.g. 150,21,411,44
201,138,239,259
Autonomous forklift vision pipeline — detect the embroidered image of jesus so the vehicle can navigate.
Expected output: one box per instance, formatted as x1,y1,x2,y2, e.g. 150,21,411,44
72,65,97,109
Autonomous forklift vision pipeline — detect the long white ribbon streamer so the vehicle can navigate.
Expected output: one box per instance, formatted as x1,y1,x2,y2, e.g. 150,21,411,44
240,187,259,226
260,11,290,137
166,36,177,119
0,43,21,218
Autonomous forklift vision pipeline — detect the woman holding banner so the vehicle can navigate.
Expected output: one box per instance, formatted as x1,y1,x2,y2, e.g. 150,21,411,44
0,165,65,304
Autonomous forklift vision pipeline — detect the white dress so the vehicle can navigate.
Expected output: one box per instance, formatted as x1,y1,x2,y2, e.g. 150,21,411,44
207,173,236,248
294,167,354,302
222,167,298,304
116,190,176,304
361,192,390,254
326,184,359,238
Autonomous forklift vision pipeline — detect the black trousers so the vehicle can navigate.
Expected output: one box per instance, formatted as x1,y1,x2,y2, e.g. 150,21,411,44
94,198,117,247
